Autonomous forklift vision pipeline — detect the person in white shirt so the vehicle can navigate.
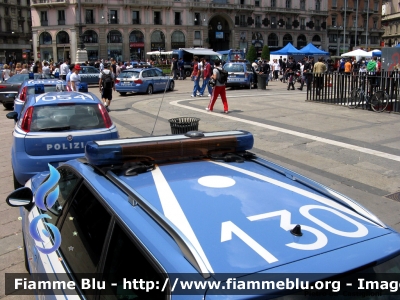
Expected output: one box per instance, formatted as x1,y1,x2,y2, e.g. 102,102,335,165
42,61,51,75
60,60,69,80
70,65,82,92
272,59,280,80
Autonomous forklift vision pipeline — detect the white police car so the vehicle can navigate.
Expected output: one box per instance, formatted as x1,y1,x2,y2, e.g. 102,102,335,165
5,130,400,299
7,91,118,189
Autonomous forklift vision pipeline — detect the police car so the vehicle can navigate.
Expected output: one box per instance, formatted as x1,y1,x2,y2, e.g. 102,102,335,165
6,130,400,299
223,61,255,89
14,79,68,117
78,65,102,84
6,91,118,189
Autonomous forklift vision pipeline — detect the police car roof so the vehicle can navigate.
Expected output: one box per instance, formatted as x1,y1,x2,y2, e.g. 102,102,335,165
24,79,66,85
33,92,98,105
69,131,398,279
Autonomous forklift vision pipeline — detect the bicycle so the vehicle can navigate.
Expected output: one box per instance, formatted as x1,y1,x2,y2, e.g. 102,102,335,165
347,74,389,112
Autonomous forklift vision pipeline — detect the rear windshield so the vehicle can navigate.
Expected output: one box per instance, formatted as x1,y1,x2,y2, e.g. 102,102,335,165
224,63,245,72
119,71,140,79
27,85,67,95
29,104,106,132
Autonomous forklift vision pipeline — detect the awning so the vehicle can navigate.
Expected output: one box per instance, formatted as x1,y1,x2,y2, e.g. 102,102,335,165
181,48,220,56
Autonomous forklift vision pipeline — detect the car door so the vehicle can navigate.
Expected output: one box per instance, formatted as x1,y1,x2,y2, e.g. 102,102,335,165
87,67,101,84
154,68,169,92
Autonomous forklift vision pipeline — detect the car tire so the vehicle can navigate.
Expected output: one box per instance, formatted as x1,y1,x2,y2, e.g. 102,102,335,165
119,92,127,96
169,81,174,91
146,85,153,95
23,236,30,274
13,171,23,189
185,70,191,77
3,103,13,110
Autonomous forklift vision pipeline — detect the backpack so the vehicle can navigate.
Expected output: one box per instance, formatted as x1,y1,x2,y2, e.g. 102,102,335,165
339,61,345,70
101,71,113,89
217,68,228,84
367,60,377,73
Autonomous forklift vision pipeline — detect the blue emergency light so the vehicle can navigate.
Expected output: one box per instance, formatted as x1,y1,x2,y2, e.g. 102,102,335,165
28,72,34,79
85,130,254,166
34,84,45,94
78,82,88,93
54,72,59,78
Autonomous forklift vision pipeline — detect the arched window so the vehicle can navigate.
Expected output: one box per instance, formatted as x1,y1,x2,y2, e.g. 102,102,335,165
283,34,293,46
268,33,278,47
297,34,307,48
150,30,165,51
171,31,185,49
83,30,98,43
56,31,69,44
312,35,321,42
129,30,144,43
39,32,52,45
107,30,122,43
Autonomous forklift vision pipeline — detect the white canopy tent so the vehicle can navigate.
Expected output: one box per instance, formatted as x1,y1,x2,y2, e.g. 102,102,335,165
341,49,369,57
366,49,381,57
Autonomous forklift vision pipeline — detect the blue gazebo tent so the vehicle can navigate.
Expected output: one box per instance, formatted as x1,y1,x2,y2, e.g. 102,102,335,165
297,43,329,56
270,42,301,55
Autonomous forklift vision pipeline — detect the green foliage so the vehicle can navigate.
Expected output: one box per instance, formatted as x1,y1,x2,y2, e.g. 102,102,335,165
246,45,257,62
261,45,270,60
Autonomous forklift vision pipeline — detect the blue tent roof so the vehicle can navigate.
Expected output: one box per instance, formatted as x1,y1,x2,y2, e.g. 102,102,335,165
270,42,301,55
396,44,400,47
297,43,329,56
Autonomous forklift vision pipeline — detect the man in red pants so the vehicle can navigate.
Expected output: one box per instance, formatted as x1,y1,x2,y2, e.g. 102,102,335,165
206,59,229,113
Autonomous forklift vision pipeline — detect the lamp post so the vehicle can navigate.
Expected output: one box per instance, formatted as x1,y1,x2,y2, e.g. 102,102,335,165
355,0,359,48
343,0,347,54
365,0,370,50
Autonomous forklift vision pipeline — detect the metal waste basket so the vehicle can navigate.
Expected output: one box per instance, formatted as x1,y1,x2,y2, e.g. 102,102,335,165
257,74,267,90
168,117,200,134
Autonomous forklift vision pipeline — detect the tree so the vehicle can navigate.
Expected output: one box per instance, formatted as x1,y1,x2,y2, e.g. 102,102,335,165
246,45,257,63
261,45,270,60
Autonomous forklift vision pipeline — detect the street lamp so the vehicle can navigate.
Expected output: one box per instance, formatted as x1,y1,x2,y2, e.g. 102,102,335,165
343,0,347,54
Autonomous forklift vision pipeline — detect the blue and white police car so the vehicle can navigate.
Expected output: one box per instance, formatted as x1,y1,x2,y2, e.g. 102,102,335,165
6,130,400,299
7,91,118,189
14,79,68,117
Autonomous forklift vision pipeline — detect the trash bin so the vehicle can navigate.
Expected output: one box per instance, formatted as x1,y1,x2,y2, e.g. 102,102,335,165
257,74,267,90
168,117,200,134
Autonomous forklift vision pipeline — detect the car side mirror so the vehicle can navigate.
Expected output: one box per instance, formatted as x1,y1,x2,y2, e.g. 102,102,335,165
6,187,33,207
6,111,18,122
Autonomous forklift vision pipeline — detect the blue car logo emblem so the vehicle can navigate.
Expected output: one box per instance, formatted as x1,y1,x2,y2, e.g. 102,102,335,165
67,135,73,141
28,164,62,254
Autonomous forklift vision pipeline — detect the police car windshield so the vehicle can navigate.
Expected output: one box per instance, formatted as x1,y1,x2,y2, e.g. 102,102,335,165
29,104,106,132
6,74,29,83
119,71,140,79
224,63,245,72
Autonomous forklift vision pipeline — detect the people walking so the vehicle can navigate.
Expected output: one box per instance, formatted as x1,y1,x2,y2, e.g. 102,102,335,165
99,63,115,112
178,58,185,79
171,57,178,80
298,57,312,91
2,64,11,81
313,57,327,96
199,58,213,97
206,59,228,113
191,56,200,97
60,59,69,80
272,59,280,81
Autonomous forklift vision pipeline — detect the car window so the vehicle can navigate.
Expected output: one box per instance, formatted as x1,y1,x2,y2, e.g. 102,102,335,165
246,64,253,72
6,74,29,83
224,64,244,72
154,69,163,77
59,183,112,293
44,167,80,226
119,71,139,79
100,222,167,299
142,70,150,78
87,67,98,74
29,104,106,131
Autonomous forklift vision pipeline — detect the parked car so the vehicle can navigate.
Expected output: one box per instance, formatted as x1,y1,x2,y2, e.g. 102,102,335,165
223,61,254,89
115,67,174,95
14,79,67,117
78,65,102,84
6,130,400,299
0,73,54,109
6,91,118,188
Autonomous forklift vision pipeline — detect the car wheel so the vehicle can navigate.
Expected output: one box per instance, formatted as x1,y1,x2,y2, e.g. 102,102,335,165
185,70,191,77
119,92,127,96
23,236,30,274
169,81,175,91
146,85,153,95
13,171,23,189
3,103,13,110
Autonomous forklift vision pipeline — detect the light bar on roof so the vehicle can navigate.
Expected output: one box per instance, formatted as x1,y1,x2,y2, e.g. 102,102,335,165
85,130,254,166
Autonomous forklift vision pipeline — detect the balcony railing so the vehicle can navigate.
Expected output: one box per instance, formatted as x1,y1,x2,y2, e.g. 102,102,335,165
271,24,277,28
58,19,65,25
109,18,118,24
85,18,94,24
132,18,140,24
41,20,48,26
300,25,306,30
175,19,182,25
255,23,261,28
32,0,69,6
123,0,172,7
238,22,248,27
315,26,321,31
154,18,162,25
286,24,292,29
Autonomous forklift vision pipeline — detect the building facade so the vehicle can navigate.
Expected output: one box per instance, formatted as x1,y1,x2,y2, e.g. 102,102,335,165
326,0,384,56
31,0,336,63
0,0,32,64
382,1,400,47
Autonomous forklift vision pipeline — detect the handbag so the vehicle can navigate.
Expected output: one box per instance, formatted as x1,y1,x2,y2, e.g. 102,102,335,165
209,78,216,87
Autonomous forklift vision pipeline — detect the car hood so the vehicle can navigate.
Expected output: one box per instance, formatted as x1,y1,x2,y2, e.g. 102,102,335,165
119,159,391,276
